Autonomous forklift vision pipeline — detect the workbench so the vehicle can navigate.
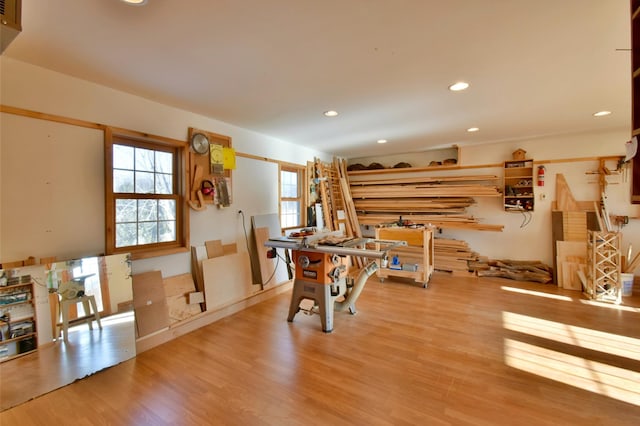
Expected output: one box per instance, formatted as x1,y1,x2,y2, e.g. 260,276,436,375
375,226,434,288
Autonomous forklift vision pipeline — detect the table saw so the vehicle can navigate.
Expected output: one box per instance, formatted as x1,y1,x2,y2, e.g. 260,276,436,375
265,231,404,332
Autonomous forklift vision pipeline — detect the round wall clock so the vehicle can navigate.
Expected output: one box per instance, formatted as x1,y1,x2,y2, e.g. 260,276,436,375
190,133,209,155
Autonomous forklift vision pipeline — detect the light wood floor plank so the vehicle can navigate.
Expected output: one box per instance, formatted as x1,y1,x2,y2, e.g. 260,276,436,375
1,273,639,425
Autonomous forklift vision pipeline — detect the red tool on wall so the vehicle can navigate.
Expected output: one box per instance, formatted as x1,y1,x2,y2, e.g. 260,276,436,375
537,165,546,187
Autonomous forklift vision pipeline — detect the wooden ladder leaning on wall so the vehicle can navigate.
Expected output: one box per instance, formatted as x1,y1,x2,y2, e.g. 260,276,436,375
314,157,364,268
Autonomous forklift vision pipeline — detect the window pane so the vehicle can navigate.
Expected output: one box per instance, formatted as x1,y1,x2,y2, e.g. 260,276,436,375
156,151,173,173
115,199,137,222
115,223,137,248
281,170,298,198
158,199,176,220
281,201,300,228
158,220,176,242
135,171,155,193
138,222,157,245
113,170,134,193
135,148,155,172
113,145,134,169
138,199,158,222
156,173,172,194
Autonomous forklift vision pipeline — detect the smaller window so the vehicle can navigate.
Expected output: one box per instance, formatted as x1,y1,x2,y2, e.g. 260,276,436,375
280,167,305,229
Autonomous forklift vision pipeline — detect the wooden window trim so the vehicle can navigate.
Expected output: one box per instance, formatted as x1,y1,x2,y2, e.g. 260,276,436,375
104,127,190,260
280,165,306,230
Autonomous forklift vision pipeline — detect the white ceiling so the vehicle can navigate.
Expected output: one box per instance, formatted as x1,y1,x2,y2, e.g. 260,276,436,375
2,0,632,158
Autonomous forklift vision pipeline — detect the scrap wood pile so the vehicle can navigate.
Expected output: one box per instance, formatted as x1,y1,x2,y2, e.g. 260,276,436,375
347,172,504,231
471,259,553,283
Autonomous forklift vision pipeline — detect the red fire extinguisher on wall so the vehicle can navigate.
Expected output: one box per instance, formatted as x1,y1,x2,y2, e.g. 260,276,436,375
537,165,546,187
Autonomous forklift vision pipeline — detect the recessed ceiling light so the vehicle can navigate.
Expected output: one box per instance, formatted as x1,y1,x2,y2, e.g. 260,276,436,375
449,81,470,92
377,139,387,144
121,0,148,5
593,111,611,117
467,127,479,132
324,110,338,117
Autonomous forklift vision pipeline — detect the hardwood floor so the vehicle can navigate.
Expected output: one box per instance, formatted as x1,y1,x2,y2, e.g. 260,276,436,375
1,273,639,425
0,311,136,411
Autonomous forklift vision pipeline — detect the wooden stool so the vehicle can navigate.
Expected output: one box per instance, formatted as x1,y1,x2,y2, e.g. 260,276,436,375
60,295,102,342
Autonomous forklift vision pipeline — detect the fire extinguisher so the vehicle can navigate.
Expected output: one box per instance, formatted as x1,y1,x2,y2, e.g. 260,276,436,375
537,165,546,187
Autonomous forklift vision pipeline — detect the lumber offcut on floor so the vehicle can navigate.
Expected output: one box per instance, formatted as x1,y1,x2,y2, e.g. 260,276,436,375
1,274,639,425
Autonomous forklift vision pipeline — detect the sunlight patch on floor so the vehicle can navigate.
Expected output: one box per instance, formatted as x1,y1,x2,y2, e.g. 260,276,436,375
501,286,573,301
504,338,640,406
502,311,640,361
579,299,640,312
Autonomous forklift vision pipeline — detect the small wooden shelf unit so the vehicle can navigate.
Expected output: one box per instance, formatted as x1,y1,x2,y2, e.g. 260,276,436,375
0,278,37,362
504,159,534,212
375,226,434,288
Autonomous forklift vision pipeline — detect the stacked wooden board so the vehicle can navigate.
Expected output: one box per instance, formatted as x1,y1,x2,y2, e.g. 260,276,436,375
433,238,479,274
347,170,503,231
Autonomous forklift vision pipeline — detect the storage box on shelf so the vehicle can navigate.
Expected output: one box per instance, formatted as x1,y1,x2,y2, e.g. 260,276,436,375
0,274,37,362
375,226,434,288
504,159,534,212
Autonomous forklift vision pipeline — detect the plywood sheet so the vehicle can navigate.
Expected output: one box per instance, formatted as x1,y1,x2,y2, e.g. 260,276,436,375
555,174,579,211
205,240,224,258
562,211,587,241
132,271,170,337
163,273,202,324
254,227,276,286
251,213,290,287
202,252,256,311
556,241,587,290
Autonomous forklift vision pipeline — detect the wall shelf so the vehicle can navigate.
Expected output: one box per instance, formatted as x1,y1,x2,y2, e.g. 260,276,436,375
504,159,534,212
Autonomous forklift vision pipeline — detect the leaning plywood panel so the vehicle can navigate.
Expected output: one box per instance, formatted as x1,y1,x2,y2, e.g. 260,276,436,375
251,213,290,287
132,271,170,337
202,252,257,311
163,273,202,324
556,241,587,290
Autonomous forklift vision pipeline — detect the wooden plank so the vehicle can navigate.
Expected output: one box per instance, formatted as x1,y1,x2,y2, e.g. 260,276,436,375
202,252,256,311
254,227,276,286
251,214,289,286
190,246,207,311
223,243,238,255
163,273,202,323
205,240,224,258
349,174,500,185
555,174,579,211
556,240,587,289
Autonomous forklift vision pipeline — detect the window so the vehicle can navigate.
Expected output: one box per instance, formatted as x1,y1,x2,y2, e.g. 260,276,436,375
280,166,305,229
105,130,187,259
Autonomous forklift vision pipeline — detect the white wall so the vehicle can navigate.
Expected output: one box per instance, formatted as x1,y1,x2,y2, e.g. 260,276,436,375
2,56,638,280
441,132,640,266
0,57,330,278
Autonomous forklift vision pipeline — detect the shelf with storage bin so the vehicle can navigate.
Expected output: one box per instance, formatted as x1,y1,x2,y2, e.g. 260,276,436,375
375,226,434,288
503,159,534,212
0,279,38,362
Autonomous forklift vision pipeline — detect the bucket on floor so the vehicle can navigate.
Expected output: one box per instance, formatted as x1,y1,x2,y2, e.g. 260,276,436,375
620,273,634,297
